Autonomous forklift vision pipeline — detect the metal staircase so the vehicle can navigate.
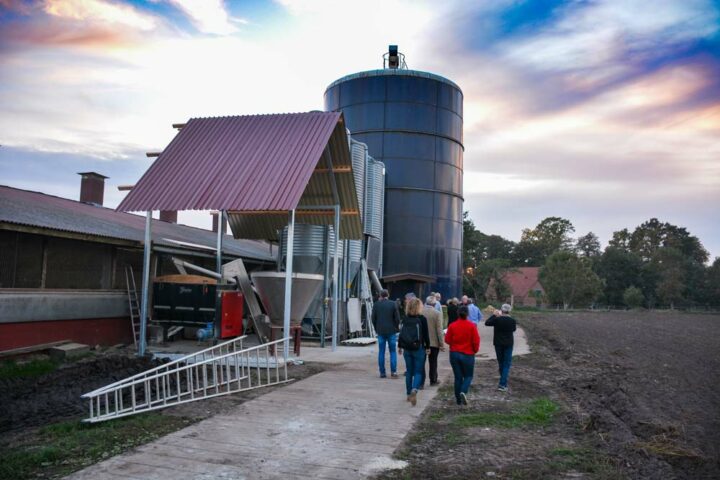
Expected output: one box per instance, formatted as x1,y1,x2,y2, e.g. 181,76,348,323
124,265,141,348
81,335,291,423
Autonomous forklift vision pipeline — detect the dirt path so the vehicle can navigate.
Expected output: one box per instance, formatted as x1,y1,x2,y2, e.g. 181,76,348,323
373,311,720,480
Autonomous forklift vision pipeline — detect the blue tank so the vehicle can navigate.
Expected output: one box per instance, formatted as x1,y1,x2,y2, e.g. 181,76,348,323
324,63,464,300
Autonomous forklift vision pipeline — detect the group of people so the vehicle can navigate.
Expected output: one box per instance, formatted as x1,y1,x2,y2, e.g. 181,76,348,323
371,289,517,407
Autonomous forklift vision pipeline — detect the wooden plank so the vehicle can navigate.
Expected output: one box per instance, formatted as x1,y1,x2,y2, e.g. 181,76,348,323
0,339,71,358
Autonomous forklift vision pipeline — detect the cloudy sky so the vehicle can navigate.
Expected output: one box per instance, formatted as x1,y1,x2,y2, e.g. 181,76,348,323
1,0,718,259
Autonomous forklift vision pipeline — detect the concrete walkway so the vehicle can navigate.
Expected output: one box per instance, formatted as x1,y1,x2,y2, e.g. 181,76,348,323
67,326,528,480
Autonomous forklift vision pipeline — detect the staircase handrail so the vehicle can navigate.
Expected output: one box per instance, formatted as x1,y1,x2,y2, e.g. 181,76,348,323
83,335,247,397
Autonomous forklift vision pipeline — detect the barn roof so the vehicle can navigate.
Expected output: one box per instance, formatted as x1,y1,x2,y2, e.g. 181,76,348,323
117,112,362,240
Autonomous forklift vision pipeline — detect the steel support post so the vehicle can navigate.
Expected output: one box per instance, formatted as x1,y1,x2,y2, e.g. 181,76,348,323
320,225,330,348
216,210,225,275
283,209,296,359
138,211,152,356
332,205,340,351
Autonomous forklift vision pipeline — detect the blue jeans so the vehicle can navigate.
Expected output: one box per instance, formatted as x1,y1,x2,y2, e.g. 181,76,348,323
403,348,426,395
494,344,513,388
377,334,397,376
449,351,475,404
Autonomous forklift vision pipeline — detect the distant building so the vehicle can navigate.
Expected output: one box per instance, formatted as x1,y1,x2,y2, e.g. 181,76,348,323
486,267,545,307
0,174,275,352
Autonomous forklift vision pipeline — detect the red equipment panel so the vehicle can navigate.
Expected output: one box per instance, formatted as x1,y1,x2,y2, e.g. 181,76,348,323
220,292,244,338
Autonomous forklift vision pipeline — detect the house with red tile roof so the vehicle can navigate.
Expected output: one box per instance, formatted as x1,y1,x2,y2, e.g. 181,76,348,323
486,267,546,307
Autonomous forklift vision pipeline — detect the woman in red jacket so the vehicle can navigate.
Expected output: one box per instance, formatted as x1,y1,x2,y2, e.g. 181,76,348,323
444,305,480,406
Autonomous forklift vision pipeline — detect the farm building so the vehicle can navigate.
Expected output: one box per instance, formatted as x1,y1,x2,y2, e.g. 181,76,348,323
0,174,276,352
486,267,546,307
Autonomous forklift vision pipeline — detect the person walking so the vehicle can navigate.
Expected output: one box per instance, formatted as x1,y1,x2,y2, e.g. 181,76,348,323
422,295,445,386
433,292,443,313
398,297,430,406
371,289,401,378
447,298,459,325
444,306,480,406
485,303,517,392
468,298,482,325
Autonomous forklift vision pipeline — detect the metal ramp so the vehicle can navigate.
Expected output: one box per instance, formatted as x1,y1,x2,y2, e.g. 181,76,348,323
81,335,291,423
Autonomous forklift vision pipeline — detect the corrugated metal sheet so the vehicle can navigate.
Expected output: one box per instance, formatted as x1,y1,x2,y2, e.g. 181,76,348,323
350,140,366,221
0,186,275,262
117,112,362,240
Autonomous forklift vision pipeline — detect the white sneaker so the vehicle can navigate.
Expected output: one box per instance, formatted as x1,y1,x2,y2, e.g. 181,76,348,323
460,392,468,405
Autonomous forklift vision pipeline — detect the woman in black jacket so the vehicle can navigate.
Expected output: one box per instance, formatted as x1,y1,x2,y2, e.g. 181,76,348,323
398,297,430,406
447,298,459,325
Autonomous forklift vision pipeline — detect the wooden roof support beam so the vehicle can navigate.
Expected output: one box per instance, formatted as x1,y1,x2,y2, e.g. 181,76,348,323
117,185,134,191
313,166,352,174
172,123,186,129
146,152,162,158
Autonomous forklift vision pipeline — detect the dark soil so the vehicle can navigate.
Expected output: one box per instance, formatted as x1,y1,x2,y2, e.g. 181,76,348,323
373,311,720,480
0,354,162,433
523,311,720,479
0,346,327,480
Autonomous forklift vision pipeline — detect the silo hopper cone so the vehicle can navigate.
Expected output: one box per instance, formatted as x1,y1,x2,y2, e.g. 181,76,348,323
250,271,324,328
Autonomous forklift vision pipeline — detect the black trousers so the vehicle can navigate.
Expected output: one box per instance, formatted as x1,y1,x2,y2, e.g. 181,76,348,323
428,347,440,384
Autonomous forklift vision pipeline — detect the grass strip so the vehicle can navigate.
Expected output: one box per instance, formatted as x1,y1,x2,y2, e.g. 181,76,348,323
0,414,195,480
0,359,58,379
452,397,559,429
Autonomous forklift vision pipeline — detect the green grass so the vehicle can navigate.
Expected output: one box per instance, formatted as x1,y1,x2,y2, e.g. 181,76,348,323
444,430,466,446
506,447,623,479
0,414,195,480
428,411,445,421
548,447,624,477
452,398,559,429
0,359,59,379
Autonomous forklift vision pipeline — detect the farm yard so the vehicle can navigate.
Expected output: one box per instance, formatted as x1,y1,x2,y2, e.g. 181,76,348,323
374,311,720,480
1,311,718,480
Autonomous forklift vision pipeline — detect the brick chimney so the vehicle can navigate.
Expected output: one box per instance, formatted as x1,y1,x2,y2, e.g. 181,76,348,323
78,172,108,206
159,210,178,223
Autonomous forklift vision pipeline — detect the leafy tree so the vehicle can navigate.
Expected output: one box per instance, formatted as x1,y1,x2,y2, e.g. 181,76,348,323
479,233,516,261
623,286,645,309
651,248,687,309
707,258,720,306
608,228,631,251
464,259,514,302
594,247,643,306
575,232,602,258
462,212,517,299
629,218,708,264
515,217,575,266
463,212,484,270
540,251,603,309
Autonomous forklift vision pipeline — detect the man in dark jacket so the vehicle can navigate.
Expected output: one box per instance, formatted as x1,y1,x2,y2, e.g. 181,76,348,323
484,303,517,392
372,289,401,378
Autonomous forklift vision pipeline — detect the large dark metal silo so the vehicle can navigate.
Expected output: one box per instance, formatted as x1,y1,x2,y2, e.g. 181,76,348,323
324,48,464,299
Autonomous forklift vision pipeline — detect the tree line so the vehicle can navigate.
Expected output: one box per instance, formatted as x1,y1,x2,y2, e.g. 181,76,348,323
463,214,720,309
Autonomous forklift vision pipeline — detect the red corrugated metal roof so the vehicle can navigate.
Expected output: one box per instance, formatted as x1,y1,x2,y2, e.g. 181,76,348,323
118,112,344,213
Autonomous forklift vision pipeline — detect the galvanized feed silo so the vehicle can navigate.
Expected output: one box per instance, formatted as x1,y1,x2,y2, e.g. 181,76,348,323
324,47,464,299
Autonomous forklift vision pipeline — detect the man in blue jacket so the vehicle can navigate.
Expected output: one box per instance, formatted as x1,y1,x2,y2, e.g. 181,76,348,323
372,289,401,378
